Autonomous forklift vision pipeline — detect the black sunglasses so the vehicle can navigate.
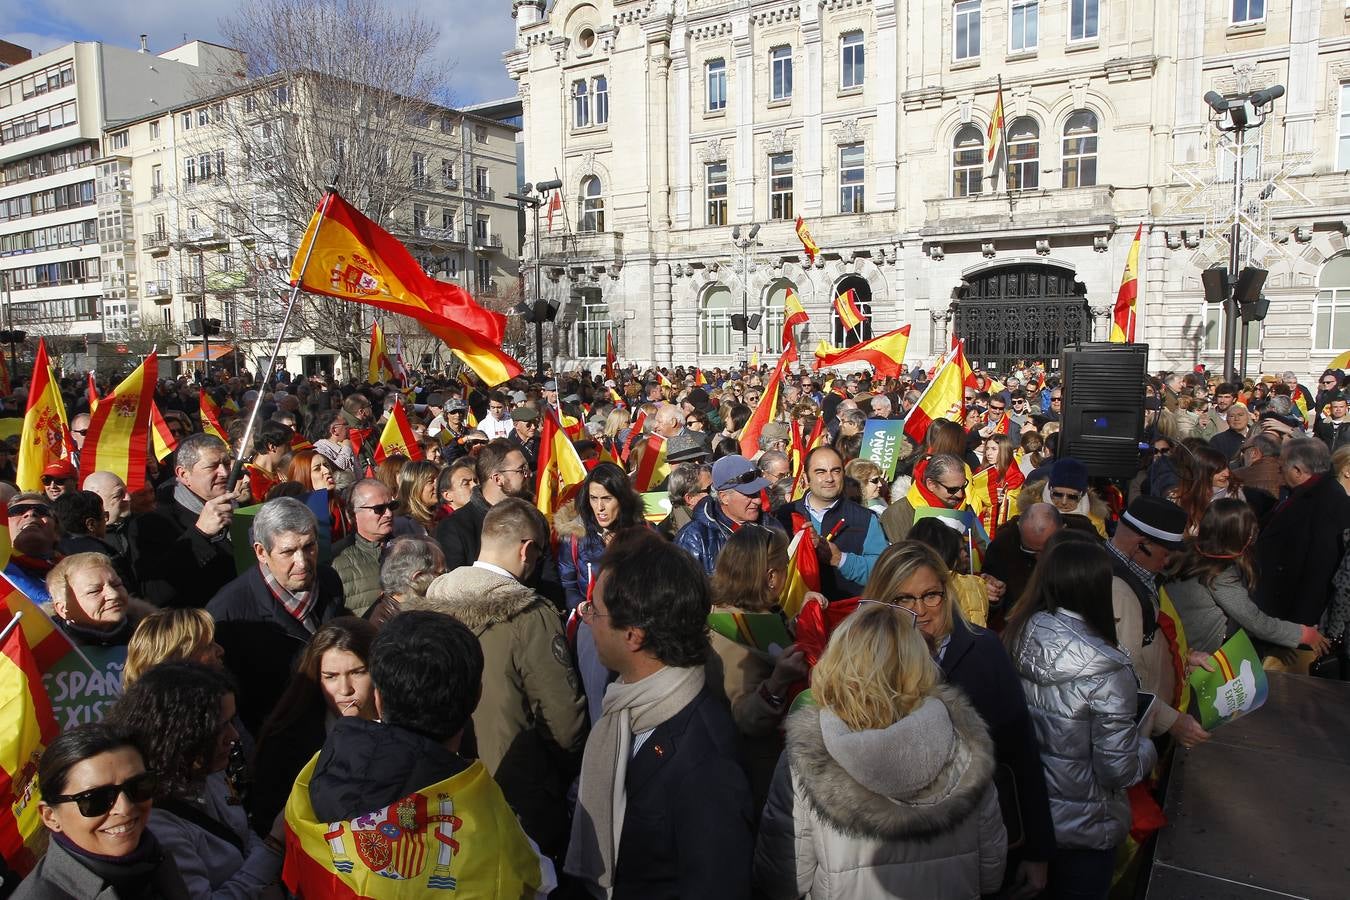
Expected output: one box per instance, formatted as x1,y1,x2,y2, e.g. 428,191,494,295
49,771,159,817
360,502,398,515
716,469,761,490
9,504,52,517
40,476,70,486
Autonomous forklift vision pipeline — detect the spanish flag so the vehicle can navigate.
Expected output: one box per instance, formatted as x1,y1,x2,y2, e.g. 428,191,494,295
986,78,1006,187
739,348,794,457
16,339,71,493
0,615,59,876
657,371,673,388
833,289,864,332
904,345,965,444
198,390,227,442
789,417,825,503
693,368,707,387
368,322,396,384
78,354,157,493
149,402,179,462
536,412,588,516
782,288,809,349
1,577,79,673
1328,351,1350,370
794,216,820,265
604,331,616,382
779,530,822,619
813,325,911,379
86,372,99,413
631,433,670,493
1110,224,1143,343
283,753,546,899
290,191,522,386
373,399,422,462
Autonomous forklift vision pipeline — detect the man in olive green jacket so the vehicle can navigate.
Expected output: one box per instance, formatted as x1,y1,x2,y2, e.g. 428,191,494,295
405,498,587,857
331,479,394,616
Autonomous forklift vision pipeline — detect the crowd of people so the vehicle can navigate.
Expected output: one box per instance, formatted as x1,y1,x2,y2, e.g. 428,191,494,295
2,355,1347,899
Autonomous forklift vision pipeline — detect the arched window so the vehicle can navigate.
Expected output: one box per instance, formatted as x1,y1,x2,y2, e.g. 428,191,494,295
579,176,604,233
832,277,873,347
1316,253,1350,351
763,279,795,354
952,124,984,197
1007,116,1040,192
1062,110,1098,188
701,286,733,355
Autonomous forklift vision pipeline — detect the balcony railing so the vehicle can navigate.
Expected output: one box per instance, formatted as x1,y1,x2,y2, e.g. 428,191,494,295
143,280,172,303
179,226,228,248
177,276,205,295
475,232,503,249
474,186,494,201
443,177,459,191
143,231,170,253
414,224,464,244
477,280,498,296
205,270,251,293
151,184,164,198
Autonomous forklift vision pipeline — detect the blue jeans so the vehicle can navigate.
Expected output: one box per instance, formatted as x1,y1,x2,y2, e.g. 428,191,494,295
1047,846,1117,900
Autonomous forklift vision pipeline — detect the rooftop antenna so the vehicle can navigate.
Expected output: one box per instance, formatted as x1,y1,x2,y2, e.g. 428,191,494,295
139,34,148,53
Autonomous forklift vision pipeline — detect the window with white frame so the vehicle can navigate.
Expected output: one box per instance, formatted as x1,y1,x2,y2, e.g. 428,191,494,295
109,130,128,150
952,124,984,197
1203,304,1260,351
763,280,793,353
580,176,605,232
1316,253,1350,351
706,162,728,226
149,120,160,140
574,289,610,357
841,32,865,90
1007,117,1040,191
1232,0,1264,25
706,59,727,111
1061,110,1098,188
701,286,733,355
1069,0,1099,42
572,80,590,129
1009,0,1038,53
412,152,426,184
771,47,793,101
413,204,427,231
1338,83,1350,171
770,152,794,220
954,1,981,61
839,144,865,213
593,76,609,125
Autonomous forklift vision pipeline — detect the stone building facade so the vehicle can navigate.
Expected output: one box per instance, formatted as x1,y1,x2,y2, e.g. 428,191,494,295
505,0,1350,379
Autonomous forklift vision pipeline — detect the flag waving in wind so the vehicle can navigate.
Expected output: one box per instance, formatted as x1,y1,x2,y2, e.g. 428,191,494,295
904,345,966,444
813,325,911,379
740,347,795,457
16,339,70,493
373,399,422,462
795,216,820,265
782,287,809,350
368,321,396,384
79,353,157,493
290,192,522,385
1110,224,1143,343
834,289,864,333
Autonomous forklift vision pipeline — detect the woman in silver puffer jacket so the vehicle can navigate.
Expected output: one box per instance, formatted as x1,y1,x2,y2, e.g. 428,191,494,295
1004,537,1157,900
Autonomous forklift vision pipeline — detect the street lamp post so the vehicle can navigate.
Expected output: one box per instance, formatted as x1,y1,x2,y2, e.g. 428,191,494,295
1204,84,1284,383
507,178,563,379
731,223,761,352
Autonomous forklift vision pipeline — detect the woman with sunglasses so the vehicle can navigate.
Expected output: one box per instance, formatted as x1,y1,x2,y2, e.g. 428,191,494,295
109,663,285,898
754,601,1006,899
1169,499,1329,656
18,723,189,899
858,542,1055,898
684,408,710,432
844,458,889,513
1003,540,1157,900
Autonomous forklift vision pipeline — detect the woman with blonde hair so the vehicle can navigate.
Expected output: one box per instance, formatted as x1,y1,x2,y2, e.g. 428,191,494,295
844,458,888,513
395,459,440,533
754,601,1006,898
124,608,223,687
602,407,630,440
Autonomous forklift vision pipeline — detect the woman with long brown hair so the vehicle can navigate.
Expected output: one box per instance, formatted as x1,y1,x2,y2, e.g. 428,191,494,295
396,459,441,534
1174,443,1244,535
287,448,350,540
1169,498,1329,655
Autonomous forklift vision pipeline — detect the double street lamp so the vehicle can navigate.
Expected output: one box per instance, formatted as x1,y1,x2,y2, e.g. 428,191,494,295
1203,83,1284,383
730,223,762,351
507,178,564,378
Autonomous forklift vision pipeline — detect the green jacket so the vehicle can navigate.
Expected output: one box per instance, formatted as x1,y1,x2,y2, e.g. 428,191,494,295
330,534,383,617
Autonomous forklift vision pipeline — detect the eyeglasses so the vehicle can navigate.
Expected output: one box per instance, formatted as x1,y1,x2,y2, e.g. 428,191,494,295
578,599,610,620
988,405,1005,412
868,477,886,486
686,418,699,426
886,589,946,610
1153,446,1172,455
39,477,70,486
1050,396,1062,402
858,598,920,625
496,466,531,477
1050,490,1082,503
716,469,761,490
48,771,159,818
9,504,52,518
359,502,398,516
932,480,967,495
72,428,89,436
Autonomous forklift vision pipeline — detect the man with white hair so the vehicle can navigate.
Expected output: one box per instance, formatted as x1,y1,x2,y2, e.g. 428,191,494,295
207,496,350,733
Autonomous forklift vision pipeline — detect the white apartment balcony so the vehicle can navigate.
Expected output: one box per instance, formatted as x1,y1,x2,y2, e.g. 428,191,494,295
474,232,503,250
922,185,1118,241
143,279,172,304
413,224,466,246
178,226,229,250
143,231,171,255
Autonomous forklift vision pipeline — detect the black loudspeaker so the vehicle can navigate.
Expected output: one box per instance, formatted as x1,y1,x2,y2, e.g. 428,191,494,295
1059,342,1149,480
1201,267,1230,304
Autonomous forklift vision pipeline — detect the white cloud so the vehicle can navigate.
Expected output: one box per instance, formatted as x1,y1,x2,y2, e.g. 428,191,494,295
2,0,517,104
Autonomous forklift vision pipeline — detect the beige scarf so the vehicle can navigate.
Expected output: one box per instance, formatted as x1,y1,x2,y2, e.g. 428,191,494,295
565,664,705,897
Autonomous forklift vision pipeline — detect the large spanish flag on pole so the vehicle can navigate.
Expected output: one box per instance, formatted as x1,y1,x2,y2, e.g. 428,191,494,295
290,192,522,386
782,287,809,349
16,339,70,493
373,399,422,462
833,289,864,333
368,322,396,384
536,411,589,516
813,325,911,379
78,354,157,493
740,347,795,457
1110,224,1143,343
904,345,966,444
0,613,60,876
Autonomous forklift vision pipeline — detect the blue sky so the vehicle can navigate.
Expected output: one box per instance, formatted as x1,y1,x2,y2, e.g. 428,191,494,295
1,0,520,107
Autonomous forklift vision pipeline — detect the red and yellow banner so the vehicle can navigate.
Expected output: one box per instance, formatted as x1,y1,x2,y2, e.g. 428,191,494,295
79,354,157,493
1111,224,1143,343
833,289,864,332
779,530,823,619
795,216,820,265
536,411,588,516
198,389,227,441
789,416,825,503
782,287,809,349
904,345,965,444
986,84,1005,166
373,399,422,462
740,347,795,458
631,433,670,494
16,339,70,493
0,615,59,876
368,322,396,384
813,325,911,379
149,402,179,462
290,192,521,386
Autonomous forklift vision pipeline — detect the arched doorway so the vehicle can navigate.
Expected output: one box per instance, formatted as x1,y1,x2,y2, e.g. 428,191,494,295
832,275,873,347
762,278,796,353
952,264,1089,372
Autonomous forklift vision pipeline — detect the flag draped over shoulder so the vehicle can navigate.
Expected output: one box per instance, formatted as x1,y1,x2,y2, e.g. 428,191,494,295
813,325,911,379
290,192,522,386
16,339,70,493
536,411,588,516
833,289,864,332
373,400,422,463
904,345,965,444
794,217,819,265
740,348,794,457
368,322,396,384
79,354,157,493
1110,224,1143,343
0,615,59,876
782,288,809,349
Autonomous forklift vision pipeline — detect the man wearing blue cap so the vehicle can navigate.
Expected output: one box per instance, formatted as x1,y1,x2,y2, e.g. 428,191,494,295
674,455,784,574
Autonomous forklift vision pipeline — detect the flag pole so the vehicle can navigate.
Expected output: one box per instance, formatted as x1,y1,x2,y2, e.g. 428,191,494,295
226,186,337,493
0,610,22,645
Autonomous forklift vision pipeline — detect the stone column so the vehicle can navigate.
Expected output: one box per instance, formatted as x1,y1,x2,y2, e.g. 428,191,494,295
654,261,673,367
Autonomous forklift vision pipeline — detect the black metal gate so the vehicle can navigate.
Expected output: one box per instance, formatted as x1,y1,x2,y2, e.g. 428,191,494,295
953,264,1090,373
